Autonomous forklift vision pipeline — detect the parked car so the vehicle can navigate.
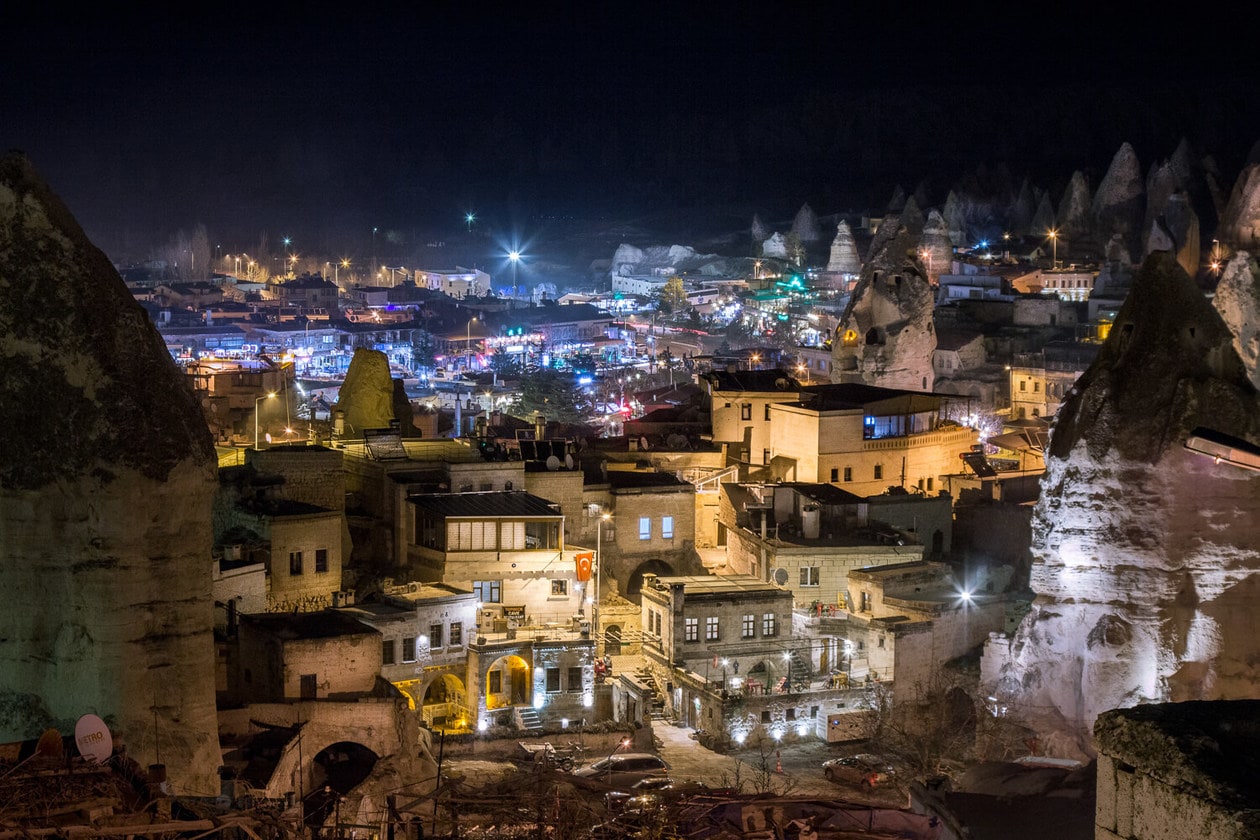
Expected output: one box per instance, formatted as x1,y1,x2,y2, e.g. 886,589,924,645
605,777,732,811
574,753,670,789
822,754,896,786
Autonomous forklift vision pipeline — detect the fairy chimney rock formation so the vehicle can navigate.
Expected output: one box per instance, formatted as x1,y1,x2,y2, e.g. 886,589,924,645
1092,142,1146,262
0,151,220,794
334,347,396,436
987,250,1260,760
918,210,952,283
826,220,862,275
831,225,937,391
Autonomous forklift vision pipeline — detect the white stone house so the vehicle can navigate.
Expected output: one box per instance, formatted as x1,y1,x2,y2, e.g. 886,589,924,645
233,610,383,703
338,581,479,730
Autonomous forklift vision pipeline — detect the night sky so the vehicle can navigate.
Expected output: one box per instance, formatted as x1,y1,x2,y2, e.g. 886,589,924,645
4,4,1255,265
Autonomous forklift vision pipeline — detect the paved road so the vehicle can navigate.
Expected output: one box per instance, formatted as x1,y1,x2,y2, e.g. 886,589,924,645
444,720,907,810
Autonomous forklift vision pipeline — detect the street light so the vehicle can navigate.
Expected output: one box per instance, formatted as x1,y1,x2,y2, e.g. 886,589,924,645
465,211,476,232
594,512,611,656
508,250,521,297
466,316,478,371
604,737,631,786
254,392,277,450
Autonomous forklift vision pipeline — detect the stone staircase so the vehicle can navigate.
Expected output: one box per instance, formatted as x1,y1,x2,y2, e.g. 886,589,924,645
788,650,812,691
515,706,543,732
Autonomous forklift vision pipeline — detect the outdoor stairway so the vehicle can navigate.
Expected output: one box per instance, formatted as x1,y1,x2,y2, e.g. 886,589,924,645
516,707,543,732
788,650,812,690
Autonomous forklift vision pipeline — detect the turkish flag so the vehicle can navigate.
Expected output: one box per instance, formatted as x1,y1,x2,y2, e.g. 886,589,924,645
575,552,594,582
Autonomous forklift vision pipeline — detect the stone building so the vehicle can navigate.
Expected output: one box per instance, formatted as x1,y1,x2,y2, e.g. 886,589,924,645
700,368,802,473
718,482,936,597
338,582,478,730
1093,700,1260,840
768,383,979,496
234,610,383,703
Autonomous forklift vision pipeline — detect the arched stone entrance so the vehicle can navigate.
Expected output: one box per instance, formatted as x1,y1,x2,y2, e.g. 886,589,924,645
485,654,531,710
396,673,472,731
627,559,675,599
604,624,622,655
305,741,379,834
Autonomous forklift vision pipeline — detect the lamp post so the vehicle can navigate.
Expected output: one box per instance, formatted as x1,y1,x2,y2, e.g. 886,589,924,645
254,392,277,450
508,250,521,297
466,316,478,372
1048,229,1059,269
604,737,631,786
594,512,611,656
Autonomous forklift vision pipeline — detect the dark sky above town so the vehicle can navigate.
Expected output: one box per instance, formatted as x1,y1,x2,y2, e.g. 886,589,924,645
3,3,1255,265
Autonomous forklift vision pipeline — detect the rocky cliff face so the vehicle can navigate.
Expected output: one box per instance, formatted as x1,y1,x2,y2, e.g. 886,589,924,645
1219,163,1260,250
831,225,936,391
990,250,1260,760
0,152,220,793
918,210,952,284
1213,252,1260,388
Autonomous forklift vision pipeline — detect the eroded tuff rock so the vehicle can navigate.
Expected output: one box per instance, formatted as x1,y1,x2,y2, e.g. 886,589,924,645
791,203,821,242
989,250,1260,760
826,220,862,275
335,348,396,436
1093,143,1146,261
1057,170,1092,241
918,210,952,284
1144,192,1199,277
1219,163,1260,250
1213,252,1260,388
0,151,220,794
831,225,936,391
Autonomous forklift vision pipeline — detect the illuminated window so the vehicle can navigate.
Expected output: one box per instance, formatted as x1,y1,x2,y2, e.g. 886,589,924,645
800,567,820,586
473,580,502,603
741,404,752,421
706,616,720,641
661,516,674,539
742,614,755,638
551,580,568,596
639,517,651,540
685,618,699,642
763,613,777,636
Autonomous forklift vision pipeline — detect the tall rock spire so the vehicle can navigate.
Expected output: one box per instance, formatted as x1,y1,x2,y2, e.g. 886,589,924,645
986,251,1260,760
0,152,221,794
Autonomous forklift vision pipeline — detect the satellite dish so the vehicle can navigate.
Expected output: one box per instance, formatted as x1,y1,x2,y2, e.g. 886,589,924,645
546,455,561,471
35,728,63,758
639,436,650,451
772,568,789,586
564,453,575,469
74,714,113,764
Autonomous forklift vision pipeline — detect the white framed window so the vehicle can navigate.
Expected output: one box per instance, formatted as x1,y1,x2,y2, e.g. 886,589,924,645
661,516,674,539
800,567,820,586
706,616,719,641
550,579,568,596
473,580,502,603
742,614,755,638
762,613,777,637
639,516,651,540
684,617,698,642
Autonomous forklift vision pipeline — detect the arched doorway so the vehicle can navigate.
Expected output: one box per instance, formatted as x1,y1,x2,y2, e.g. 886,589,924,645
485,654,531,710
627,559,675,600
305,741,379,835
423,673,471,731
604,624,622,655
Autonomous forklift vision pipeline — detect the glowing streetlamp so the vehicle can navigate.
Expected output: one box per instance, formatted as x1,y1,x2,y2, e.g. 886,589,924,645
254,392,277,450
465,211,476,232
508,250,521,297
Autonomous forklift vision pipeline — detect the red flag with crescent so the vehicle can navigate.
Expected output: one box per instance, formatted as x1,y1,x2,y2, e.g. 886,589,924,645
575,552,594,582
